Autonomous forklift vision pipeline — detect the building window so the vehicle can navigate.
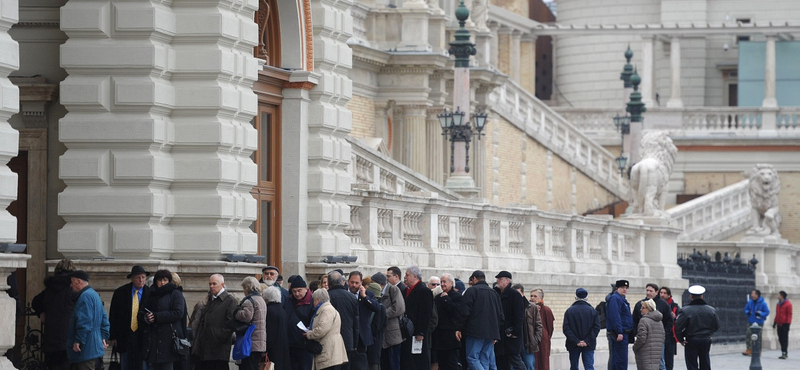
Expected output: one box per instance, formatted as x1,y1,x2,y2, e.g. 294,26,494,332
255,0,281,67
251,104,281,266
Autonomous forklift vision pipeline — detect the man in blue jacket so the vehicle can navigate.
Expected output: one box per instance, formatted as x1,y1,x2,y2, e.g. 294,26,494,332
67,270,110,370
563,288,601,370
742,289,770,356
607,280,633,370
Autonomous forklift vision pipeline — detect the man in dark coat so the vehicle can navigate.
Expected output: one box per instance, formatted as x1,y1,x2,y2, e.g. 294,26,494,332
632,283,673,370
108,265,150,370
607,279,634,370
348,271,379,370
31,259,76,370
494,271,526,370
457,270,504,370
194,274,238,370
387,266,407,295
563,288,601,370
328,270,360,370
262,266,290,310
675,285,720,370
433,273,462,370
286,276,314,370
400,265,433,370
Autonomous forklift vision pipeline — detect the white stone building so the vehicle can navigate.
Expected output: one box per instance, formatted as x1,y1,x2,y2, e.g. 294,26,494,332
0,0,798,366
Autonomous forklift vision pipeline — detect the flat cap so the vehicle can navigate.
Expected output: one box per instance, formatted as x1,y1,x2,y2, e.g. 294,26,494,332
688,285,706,295
495,271,513,279
262,266,279,273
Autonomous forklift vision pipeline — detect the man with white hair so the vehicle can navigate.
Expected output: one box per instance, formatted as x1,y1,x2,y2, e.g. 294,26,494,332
401,265,433,370
194,274,238,370
428,276,441,291
433,273,461,370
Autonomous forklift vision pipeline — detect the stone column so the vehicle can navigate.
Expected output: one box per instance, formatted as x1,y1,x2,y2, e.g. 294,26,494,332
0,0,19,246
520,36,537,94
489,22,499,68
403,106,428,175
304,0,353,273
426,110,444,184
398,8,431,52
641,36,656,107
510,30,522,82
497,27,512,76
666,36,683,108
762,35,778,108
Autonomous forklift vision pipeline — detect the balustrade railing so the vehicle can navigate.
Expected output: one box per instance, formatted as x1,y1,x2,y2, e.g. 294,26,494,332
666,179,751,241
489,80,629,199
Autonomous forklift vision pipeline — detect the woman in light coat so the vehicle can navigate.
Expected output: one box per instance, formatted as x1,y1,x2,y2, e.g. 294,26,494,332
633,299,665,370
305,288,348,370
236,277,267,370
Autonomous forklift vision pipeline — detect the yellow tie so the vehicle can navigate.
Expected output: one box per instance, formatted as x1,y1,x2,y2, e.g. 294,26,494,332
131,290,139,332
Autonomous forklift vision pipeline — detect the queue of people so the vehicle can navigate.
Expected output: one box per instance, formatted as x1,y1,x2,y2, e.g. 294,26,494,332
31,260,786,370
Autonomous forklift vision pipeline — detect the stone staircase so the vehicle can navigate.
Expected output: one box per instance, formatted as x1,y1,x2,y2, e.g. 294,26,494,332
666,179,752,241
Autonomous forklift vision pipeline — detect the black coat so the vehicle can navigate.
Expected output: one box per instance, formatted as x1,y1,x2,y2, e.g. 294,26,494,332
496,286,525,355
356,290,380,349
266,301,290,370
367,300,387,365
286,290,314,348
404,282,433,338
457,281,504,340
633,296,673,337
139,283,186,365
31,273,75,353
328,284,360,351
109,282,150,353
397,282,407,296
433,290,462,350
562,300,601,350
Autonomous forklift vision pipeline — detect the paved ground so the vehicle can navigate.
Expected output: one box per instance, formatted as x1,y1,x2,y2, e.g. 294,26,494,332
590,350,797,370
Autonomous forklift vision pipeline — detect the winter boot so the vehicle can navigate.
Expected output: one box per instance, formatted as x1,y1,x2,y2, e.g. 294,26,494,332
742,349,752,356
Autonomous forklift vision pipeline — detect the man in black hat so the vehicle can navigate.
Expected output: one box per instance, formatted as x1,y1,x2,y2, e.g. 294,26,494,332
494,271,526,370
287,276,314,370
457,270,504,370
607,279,633,370
108,266,150,370
262,266,290,309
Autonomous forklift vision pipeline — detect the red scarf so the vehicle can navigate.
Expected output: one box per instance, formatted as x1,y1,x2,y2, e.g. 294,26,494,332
405,281,420,298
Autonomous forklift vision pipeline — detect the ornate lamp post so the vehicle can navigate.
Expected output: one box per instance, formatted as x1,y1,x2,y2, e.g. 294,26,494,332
438,0,486,195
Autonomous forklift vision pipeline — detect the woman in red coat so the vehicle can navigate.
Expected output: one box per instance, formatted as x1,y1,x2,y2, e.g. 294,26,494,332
531,289,554,370
775,291,793,359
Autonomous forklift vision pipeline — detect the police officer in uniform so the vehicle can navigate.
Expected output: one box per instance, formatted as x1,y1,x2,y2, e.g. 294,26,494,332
675,285,720,370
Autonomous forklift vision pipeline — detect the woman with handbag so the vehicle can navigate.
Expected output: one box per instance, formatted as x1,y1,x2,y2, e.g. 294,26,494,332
304,288,348,370
236,277,268,370
140,269,187,370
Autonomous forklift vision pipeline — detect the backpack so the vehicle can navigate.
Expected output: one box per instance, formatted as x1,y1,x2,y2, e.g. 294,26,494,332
595,301,607,328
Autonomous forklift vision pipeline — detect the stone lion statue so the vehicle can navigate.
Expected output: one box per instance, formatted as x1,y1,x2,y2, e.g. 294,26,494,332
746,164,782,237
629,131,678,218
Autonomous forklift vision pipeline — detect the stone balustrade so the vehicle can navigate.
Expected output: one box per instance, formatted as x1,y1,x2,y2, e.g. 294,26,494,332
554,106,800,143
667,179,752,242
489,80,630,199
344,188,686,286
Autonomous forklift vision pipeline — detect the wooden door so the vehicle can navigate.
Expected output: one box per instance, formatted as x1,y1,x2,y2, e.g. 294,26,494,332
251,104,281,268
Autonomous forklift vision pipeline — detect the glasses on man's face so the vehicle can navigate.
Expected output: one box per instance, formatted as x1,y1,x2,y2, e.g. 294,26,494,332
430,283,440,286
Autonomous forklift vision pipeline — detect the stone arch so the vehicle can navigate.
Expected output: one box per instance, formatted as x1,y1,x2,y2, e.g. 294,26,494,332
271,0,313,71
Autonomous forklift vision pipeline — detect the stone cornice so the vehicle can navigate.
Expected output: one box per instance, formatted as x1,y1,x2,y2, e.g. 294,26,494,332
488,5,539,36
534,21,800,36
10,76,58,102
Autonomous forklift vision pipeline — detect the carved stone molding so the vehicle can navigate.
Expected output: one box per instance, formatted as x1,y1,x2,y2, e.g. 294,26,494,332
10,76,58,128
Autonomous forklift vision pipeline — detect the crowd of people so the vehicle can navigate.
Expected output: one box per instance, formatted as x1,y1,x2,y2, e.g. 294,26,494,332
27,259,792,370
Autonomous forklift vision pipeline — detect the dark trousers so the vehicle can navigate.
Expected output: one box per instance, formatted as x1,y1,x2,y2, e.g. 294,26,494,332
778,324,791,353
45,351,69,370
684,338,712,370
400,337,430,370
290,347,314,370
497,353,527,370
436,349,460,370
664,339,676,370
610,335,629,370
348,350,369,370
321,367,341,370
70,359,99,370
200,360,230,370
239,351,264,370
606,335,613,370
381,345,401,370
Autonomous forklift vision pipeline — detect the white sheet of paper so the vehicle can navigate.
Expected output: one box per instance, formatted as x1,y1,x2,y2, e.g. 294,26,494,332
297,321,309,332
411,338,423,354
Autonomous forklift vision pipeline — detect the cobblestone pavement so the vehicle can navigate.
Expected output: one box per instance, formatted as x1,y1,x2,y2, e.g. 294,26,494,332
591,349,796,370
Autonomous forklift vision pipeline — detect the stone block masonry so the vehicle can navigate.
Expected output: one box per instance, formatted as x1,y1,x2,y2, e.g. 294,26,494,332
58,0,260,259
0,0,18,245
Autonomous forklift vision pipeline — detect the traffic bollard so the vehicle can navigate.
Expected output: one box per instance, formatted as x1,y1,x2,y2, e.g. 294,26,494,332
750,323,762,370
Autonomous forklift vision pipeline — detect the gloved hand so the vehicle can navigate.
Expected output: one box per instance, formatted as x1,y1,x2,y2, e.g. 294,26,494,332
773,322,777,329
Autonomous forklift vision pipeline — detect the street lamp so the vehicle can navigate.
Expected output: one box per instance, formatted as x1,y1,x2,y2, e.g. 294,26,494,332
615,154,628,177
438,107,488,173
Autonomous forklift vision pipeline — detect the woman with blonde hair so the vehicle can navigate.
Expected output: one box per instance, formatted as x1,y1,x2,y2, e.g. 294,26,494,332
305,288,348,370
236,276,267,370
633,299,664,370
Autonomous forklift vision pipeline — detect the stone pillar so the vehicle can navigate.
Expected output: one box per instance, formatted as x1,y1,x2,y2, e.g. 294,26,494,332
304,0,354,273
641,36,656,107
403,106,427,175
666,36,683,108
489,22,499,69
497,27,511,76
398,9,431,52
59,0,260,259
0,0,19,246
520,36,537,94
762,35,778,108
426,110,444,184
509,30,522,82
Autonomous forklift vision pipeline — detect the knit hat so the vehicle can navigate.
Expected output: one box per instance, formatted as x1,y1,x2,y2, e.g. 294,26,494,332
71,270,90,282
371,272,387,286
454,279,466,292
290,276,307,289
576,288,588,299
367,283,382,298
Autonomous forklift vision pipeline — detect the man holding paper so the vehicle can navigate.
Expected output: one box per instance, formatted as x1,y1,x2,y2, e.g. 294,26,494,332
401,265,434,370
